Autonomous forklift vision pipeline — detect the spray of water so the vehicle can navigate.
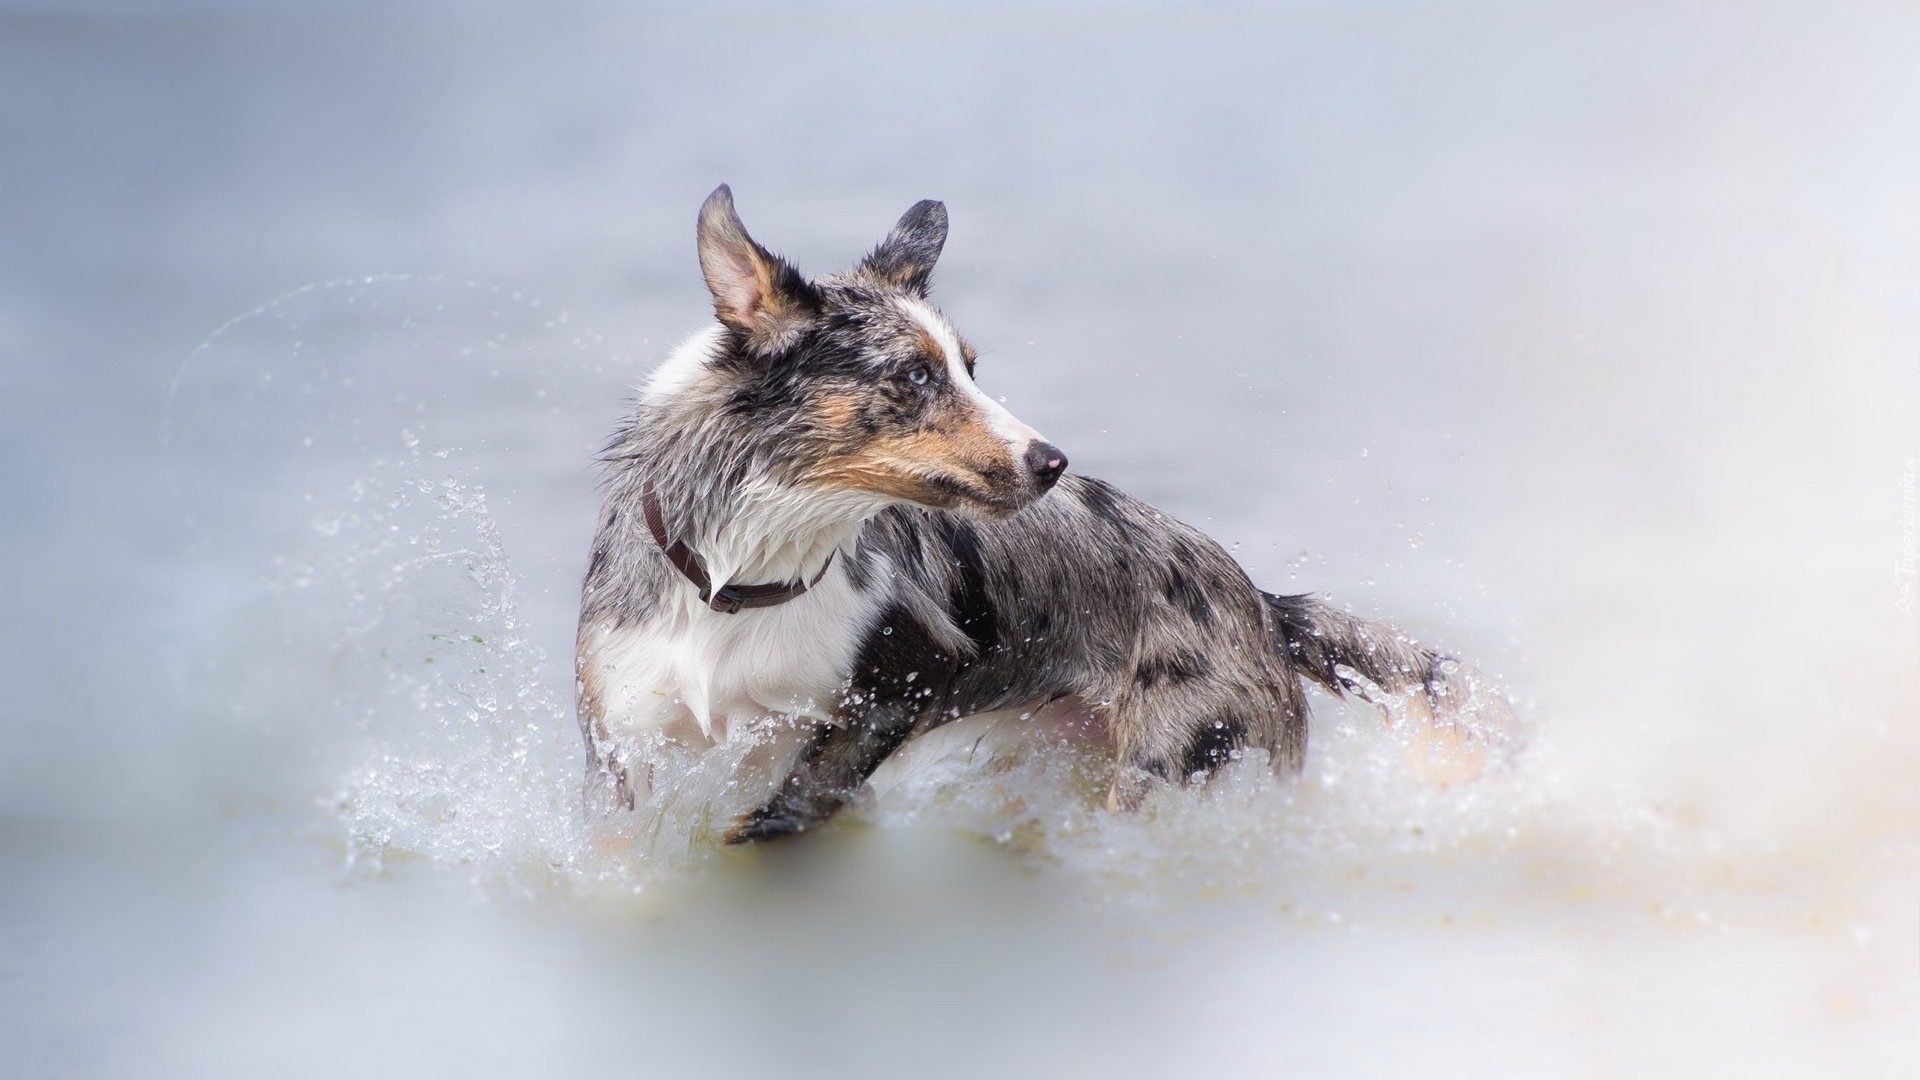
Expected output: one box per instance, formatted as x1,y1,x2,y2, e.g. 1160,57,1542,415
162,278,1694,927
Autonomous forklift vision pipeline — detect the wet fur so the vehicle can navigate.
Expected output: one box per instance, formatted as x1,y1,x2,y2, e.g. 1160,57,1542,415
577,186,1503,843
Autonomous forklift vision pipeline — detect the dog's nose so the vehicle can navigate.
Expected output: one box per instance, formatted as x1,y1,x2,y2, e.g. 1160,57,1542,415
1023,440,1068,491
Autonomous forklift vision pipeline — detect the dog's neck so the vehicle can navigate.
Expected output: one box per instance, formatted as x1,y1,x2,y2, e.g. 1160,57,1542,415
632,326,892,592
685,476,889,592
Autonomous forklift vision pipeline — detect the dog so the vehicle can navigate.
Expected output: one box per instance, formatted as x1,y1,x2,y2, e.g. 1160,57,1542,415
576,185,1511,844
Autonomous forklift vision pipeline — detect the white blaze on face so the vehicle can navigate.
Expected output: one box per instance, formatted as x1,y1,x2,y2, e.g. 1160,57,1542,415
896,296,1045,457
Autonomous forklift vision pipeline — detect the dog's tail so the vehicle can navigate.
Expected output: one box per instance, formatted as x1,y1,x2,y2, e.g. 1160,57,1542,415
1263,592,1522,762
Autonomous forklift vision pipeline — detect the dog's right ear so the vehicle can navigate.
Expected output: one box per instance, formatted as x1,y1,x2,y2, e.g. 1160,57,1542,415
860,199,948,295
697,185,816,354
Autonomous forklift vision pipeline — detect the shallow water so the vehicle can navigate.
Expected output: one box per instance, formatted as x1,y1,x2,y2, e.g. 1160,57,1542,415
3,4,1918,1077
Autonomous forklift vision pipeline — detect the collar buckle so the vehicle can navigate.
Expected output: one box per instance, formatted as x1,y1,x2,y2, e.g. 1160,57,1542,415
707,585,747,615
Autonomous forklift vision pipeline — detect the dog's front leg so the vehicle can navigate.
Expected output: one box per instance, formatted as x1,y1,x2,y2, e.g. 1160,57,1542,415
725,609,959,844
723,702,923,844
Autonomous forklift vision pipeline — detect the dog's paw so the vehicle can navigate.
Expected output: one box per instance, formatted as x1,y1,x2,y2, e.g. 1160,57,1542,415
723,807,812,845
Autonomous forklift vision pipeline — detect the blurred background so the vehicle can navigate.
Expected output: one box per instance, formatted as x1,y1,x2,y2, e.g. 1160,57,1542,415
2,1,1917,1076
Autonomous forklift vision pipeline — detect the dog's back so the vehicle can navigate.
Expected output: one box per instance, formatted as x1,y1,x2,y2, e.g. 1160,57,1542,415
839,476,1305,807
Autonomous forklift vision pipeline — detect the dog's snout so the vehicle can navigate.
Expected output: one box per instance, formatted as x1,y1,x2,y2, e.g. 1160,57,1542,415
1024,440,1068,491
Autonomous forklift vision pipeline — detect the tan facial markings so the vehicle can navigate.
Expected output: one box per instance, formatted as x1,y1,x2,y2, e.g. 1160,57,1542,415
906,326,945,368
796,386,1023,511
807,390,866,433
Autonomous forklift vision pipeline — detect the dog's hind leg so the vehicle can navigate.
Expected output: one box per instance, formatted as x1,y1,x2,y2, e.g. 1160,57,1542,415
1104,699,1242,812
1099,668,1304,812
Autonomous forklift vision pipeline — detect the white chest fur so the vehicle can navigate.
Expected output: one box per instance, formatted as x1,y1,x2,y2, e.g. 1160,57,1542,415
579,559,887,747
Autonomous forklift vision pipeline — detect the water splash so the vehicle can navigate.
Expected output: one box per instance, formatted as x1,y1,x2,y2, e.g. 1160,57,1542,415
162,277,1690,921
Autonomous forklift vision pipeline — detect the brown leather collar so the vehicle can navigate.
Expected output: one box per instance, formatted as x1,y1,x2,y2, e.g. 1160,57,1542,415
641,475,834,614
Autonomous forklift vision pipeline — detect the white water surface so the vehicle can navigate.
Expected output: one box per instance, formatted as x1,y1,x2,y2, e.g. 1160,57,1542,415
3,4,1918,1077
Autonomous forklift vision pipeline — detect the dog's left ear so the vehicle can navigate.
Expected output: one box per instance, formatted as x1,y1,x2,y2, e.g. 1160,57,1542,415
698,184,817,354
860,200,948,295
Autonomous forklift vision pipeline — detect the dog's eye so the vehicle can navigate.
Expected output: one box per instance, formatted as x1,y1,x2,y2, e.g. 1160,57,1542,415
907,365,930,387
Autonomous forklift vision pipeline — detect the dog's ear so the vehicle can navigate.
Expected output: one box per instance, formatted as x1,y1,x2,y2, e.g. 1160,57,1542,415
860,199,948,295
697,185,816,353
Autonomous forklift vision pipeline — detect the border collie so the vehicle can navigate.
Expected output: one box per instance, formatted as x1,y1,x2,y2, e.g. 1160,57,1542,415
576,186,1512,843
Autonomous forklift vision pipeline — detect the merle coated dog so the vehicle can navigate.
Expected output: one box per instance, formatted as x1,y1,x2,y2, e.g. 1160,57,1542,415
577,186,1510,843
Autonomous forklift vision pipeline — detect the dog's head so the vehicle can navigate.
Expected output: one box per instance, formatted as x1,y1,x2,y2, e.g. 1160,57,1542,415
677,184,1066,520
